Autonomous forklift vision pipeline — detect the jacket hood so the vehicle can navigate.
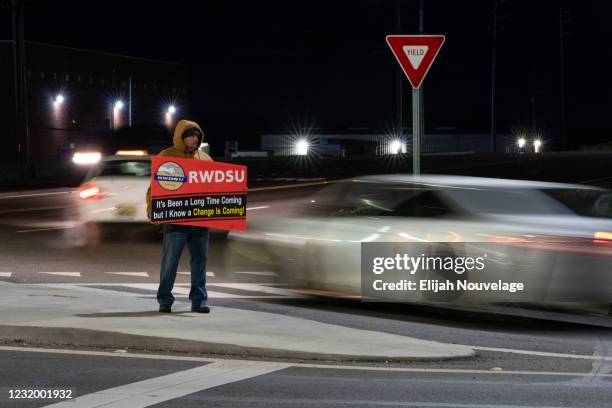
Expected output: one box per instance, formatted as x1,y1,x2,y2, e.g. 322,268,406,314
172,120,205,153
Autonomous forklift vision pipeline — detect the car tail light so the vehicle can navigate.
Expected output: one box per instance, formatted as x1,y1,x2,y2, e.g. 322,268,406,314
79,183,106,200
594,231,612,244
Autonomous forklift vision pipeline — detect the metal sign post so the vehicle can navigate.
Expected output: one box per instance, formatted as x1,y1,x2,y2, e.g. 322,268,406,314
412,88,422,175
386,35,445,175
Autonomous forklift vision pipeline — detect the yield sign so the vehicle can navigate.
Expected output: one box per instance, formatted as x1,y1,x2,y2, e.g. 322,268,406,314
386,35,445,89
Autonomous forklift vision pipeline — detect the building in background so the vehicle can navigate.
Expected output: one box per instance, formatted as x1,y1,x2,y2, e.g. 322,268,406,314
261,130,512,157
0,41,189,162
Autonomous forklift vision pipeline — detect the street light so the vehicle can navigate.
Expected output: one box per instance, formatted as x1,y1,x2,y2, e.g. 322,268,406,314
295,139,309,155
389,140,402,154
167,105,177,115
533,139,543,153
53,94,65,106
114,100,124,110
517,137,526,148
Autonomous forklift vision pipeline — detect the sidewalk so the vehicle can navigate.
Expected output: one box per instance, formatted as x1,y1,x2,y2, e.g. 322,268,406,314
0,282,474,361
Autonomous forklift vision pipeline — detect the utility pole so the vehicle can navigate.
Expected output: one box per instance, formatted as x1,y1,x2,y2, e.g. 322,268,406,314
12,0,29,179
490,0,498,153
128,76,133,126
559,7,570,150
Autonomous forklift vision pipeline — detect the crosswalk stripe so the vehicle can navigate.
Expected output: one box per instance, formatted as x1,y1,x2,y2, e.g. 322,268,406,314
44,360,289,408
106,272,149,277
234,271,278,277
178,271,215,277
210,282,301,297
0,272,12,277
103,283,298,299
26,282,302,299
38,272,81,277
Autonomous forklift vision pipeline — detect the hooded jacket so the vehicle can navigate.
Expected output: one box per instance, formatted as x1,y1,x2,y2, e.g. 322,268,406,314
145,120,213,221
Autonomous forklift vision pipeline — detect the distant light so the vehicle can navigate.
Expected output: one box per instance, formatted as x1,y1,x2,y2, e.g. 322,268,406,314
389,140,402,154
295,139,309,155
114,100,124,110
72,151,102,165
517,137,526,148
167,105,177,114
54,94,65,106
533,139,543,153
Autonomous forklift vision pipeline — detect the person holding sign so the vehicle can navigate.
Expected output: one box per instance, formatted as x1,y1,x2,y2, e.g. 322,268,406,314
146,119,214,314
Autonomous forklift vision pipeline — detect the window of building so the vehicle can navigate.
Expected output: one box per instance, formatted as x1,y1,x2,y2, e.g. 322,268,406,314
65,74,70,82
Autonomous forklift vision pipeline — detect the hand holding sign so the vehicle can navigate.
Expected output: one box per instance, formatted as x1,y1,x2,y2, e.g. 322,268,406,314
151,157,247,231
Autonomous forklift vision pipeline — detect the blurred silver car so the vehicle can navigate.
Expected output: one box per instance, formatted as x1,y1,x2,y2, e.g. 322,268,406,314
225,175,612,304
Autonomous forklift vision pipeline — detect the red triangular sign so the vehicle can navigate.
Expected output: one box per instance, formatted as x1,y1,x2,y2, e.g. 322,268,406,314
386,35,445,89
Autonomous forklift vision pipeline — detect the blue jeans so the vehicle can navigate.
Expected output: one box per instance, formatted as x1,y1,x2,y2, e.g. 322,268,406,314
157,224,209,307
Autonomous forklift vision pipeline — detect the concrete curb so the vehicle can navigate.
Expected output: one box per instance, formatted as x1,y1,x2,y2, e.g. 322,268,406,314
0,325,475,362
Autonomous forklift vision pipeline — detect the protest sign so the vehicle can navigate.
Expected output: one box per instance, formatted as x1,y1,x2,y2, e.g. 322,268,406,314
151,157,247,231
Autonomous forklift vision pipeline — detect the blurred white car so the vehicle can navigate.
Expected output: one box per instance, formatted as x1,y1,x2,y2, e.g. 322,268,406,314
77,154,151,224
72,147,222,245
225,175,612,305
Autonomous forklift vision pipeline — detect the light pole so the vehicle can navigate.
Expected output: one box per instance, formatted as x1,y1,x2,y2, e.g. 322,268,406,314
559,7,571,150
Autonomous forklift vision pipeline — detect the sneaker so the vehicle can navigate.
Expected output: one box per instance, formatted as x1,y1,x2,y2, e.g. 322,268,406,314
191,305,210,313
159,304,172,313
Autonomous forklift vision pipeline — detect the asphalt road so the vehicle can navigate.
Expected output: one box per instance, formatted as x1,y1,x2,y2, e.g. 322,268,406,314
1,348,612,408
2,180,612,407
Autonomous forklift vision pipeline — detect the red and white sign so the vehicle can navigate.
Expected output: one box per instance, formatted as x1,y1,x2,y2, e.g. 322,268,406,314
386,35,445,89
151,157,247,231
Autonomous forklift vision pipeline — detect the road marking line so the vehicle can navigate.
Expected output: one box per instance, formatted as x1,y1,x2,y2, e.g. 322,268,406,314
361,233,381,242
0,272,12,277
0,205,68,214
106,272,150,277
178,271,215,277
234,271,278,277
81,283,284,299
398,232,429,242
0,190,74,200
471,345,612,361
43,360,290,408
1,346,611,379
0,346,217,363
38,272,81,277
17,227,72,233
210,282,301,297
142,396,569,408
246,205,270,210
249,180,334,192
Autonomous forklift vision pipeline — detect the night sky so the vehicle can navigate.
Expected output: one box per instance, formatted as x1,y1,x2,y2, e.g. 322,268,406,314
1,0,611,150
